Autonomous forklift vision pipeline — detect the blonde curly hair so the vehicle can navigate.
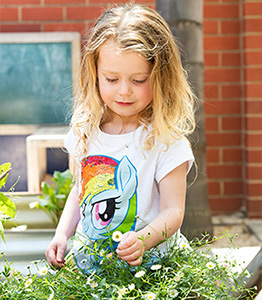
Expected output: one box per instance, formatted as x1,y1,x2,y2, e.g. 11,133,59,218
71,3,195,164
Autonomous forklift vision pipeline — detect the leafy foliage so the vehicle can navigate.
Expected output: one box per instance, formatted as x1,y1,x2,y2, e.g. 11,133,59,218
0,163,16,243
0,233,257,299
30,170,74,226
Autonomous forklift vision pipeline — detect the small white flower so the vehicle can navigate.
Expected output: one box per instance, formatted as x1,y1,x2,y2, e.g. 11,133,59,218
11,225,27,231
206,261,216,269
117,287,128,298
112,231,123,242
25,278,32,287
145,292,156,299
48,269,57,276
180,242,190,250
169,289,178,297
30,259,41,264
202,253,209,258
38,266,48,276
134,270,146,278
90,282,98,288
29,201,38,209
150,264,162,271
245,270,251,278
128,283,135,291
174,275,181,282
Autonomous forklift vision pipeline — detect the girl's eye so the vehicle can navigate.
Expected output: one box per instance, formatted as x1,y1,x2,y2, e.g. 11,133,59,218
134,79,147,84
106,78,117,83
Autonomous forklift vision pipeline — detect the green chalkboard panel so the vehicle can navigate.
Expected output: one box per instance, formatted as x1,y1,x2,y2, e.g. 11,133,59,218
0,42,73,124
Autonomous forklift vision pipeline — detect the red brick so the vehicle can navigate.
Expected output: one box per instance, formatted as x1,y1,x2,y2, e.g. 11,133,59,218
222,85,241,98
205,69,240,82
244,36,262,49
206,117,219,131
206,133,241,146
203,20,218,34
244,18,262,32
244,2,262,16
205,101,241,115
221,20,240,34
224,181,243,195
204,4,239,18
246,166,262,180
246,117,262,131
22,7,63,21
246,150,262,163
204,53,219,66
247,183,262,197
222,53,241,66
0,0,40,4
43,22,86,33
45,0,85,3
66,6,104,20
222,117,242,131
245,67,262,81
209,198,243,213
247,200,262,218
245,101,262,114
223,149,243,162
246,134,262,148
207,165,242,179
208,182,220,195
245,51,262,65
0,23,41,32
207,149,220,163
204,36,239,50
245,85,262,98
204,85,219,98
0,8,18,22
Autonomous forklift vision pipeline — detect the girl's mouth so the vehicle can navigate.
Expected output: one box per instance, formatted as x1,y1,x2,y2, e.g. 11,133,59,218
115,101,134,107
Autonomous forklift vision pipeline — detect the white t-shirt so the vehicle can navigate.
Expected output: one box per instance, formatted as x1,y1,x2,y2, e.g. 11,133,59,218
65,125,194,271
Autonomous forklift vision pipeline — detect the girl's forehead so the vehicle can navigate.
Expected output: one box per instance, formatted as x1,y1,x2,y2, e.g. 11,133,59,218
98,39,145,60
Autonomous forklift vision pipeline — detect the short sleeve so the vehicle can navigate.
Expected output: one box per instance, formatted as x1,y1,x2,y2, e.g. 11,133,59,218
155,138,194,183
64,127,78,157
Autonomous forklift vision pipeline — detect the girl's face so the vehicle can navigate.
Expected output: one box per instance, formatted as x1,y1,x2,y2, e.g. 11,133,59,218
97,40,153,126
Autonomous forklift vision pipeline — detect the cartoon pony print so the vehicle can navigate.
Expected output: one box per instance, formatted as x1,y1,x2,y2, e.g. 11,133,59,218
79,155,138,247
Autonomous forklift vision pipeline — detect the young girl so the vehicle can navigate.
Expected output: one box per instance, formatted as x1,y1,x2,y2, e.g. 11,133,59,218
46,3,195,272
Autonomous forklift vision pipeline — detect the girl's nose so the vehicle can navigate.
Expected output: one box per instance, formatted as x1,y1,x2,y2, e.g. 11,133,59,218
118,80,132,96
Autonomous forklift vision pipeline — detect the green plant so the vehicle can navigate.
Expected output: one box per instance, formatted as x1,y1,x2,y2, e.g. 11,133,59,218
0,163,16,243
30,170,74,226
0,232,257,299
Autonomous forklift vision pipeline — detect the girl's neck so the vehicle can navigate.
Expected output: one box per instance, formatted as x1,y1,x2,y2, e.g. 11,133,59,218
100,114,140,135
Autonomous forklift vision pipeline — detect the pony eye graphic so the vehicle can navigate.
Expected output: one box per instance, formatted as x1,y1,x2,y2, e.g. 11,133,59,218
91,197,120,229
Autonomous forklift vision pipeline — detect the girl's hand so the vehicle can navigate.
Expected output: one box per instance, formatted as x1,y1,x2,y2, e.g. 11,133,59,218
115,231,145,266
45,233,67,268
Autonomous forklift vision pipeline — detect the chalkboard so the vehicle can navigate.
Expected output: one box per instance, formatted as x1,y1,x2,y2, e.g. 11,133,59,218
0,33,80,125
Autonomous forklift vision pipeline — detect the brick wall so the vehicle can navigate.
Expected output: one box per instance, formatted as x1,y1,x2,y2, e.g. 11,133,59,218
0,0,261,217
242,1,262,218
204,0,262,218
0,0,155,33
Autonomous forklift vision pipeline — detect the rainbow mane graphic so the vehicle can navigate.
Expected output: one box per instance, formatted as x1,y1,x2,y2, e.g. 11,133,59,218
79,155,138,243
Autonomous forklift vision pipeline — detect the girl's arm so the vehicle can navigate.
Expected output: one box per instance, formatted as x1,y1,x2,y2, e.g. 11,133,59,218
45,183,81,267
116,161,187,266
